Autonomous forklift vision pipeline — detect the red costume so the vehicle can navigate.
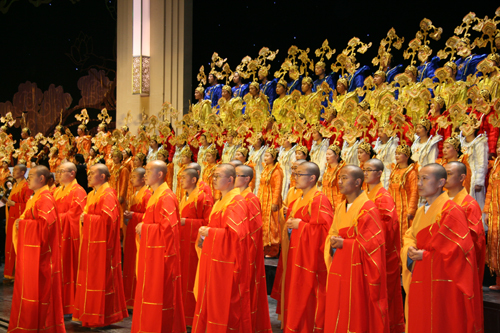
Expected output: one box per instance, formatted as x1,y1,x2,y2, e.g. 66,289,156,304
73,183,128,327
5,178,33,279
8,186,65,333
131,183,186,333
54,179,87,314
179,182,213,326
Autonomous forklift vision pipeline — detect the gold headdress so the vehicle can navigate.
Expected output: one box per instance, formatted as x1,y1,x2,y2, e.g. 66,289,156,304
438,13,478,61
98,108,112,129
0,112,15,128
358,141,373,155
459,113,481,137
374,69,387,81
331,37,372,76
256,47,279,78
236,55,259,83
471,8,500,53
444,135,461,152
197,65,207,89
302,76,313,85
266,147,279,159
328,143,341,155
314,39,336,69
236,146,249,158
75,108,89,131
418,118,432,132
206,145,218,158
209,52,227,78
396,143,412,157
180,145,192,158
372,28,404,70
404,18,442,66
296,144,308,155
432,96,446,109
136,152,146,163
337,76,349,89
405,65,418,77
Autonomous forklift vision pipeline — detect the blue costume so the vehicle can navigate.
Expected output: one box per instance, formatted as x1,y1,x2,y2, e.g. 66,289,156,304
386,65,403,83
313,73,336,112
455,54,487,81
204,84,223,107
287,75,303,95
260,79,277,109
232,84,249,98
417,56,440,82
347,65,370,93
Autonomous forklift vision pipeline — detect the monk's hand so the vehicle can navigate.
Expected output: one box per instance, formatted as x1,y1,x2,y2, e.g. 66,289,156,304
6,200,15,207
180,218,186,226
408,246,424,261
317,180,322,187
118,196,125,204
475,185,483,193
199,226,210,237
136,222,143,236
123,210,133,220
80,213,86,224
484,214,489,226
15,219,20,230
330,236,344,249
286,218,300,230
271,204,279,212
283,205,288,215
406,213,414,221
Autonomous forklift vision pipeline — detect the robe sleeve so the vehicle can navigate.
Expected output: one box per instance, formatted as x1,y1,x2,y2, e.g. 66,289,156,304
59,187,87,239
485,180,493,214
185,191,213,229
407,169,419,217
271,168,283,206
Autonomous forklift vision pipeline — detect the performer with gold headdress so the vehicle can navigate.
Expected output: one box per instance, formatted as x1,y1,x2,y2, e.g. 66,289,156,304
485,143,500,290
201,145,220,199
436,135,472,191
221,129,240,163
477,54,500,99
322,142,345,211
257,147,283,257
204,60,223,107
192,87,212,126
470,88,500,156
411,118,441,170
297,76,324,124
175,145,192,200
374,121,399,189
247,134,268,194
277,135,297,200
110,150,130,229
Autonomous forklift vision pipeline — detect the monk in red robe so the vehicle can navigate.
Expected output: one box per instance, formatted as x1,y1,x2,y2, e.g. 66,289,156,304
8,165,65,332
110,150,130,229
364,159,404,333
192,164,252,333
54,162,87,315
402,164,483,333
280,162,333,332
132,161,186,333
73,164,128,327
186,162,212,198
4,164,33,281
236,165,272,333
179,168,213,327
122,167,151,308
325,165,390,332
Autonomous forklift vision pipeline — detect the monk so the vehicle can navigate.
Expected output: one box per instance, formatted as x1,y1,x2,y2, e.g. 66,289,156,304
110,150,130,228
280,162,333,332
325,165,390,332
4,164,32,281
402,164,482,333
364,159,404,333
54,162,87,315
445,162,486,308
8,166,65,332
192,164,251,333
131,161,186,333
179,168,213,326
122,167,151,308
235,165,272,333
73,164,128,327
185,162,212,198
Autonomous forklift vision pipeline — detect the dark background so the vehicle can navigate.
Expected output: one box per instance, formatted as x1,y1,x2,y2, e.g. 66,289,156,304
0,0,498,111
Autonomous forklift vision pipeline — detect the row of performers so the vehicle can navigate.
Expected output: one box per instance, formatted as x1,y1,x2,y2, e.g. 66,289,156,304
4,156,487,332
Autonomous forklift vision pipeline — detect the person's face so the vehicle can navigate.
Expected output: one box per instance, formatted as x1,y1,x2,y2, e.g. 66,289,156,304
213,170,232,191
291,162,300,177
194,90,202,100
2,162,8,169
133,156,143,168
276,84,286,95
235,151,245,163
97,126,103,133
6,181,12,190
21,132,28,139
312,130,321,141
336,82,346,94
249,85,258,96
180,171,195,190
112,155,121,165
58,167,74,184
363,162,382,185
227,135,234,145
123,151,130,160
254,138,262,149
88,166,105,187
89,149,96,157
144,163,162,186
208,74,215,85
206,152,216,164
315,65,325,76
27,169,44,191
301,82,311,93
233,72,241,84
445,66,454,78
337,168,359,195
235,168,249,188
295,165,314,189
442,142,458,160
395,152,408,165
429,102,441,115
77,128,83,136
444,164,464,189
283,138,291,148
377,128,389,141
30,162,36,169
357,149,371,163
13,166,24,179
157,153,168,162
150,140,158,148
181,155,191,165
373,74,383,86
264,152,274,165
199,135,208,147
404,69,416,82
295,151,306,160
476,96,485,106
222,89,231,99
130,172,145,188
418,167,445,198
415,124,427,138
326,149,338,164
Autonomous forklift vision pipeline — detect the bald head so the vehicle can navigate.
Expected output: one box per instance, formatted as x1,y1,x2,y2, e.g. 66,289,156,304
216,163,236,180
229,159,243,168
149,160,168,177
366,158,384,172
236,165,254,182
32,165,51,184
183,168,200,182
294,159,307,166
93,163,110,180
15,164,27,174
61,162,77,173
303,162,320,182
422,163,447,182
186,162,202,175
133,167,146,178
447,161,467,176
343,165,365,183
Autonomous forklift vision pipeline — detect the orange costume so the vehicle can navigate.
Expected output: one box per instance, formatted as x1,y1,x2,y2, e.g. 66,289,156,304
486,157,500,276
5,178,33,279
179,182,213,326
389,163,418,247
131,183,186,333
402,193,483,333
8,186,65,333
367,183,405,333
257,163,284,257
175,164,187,200
321,161,345,211
241,187,272,333
280,186,333,332
192,188,251,333
0,167,11,186
75,135,92,159
201,162,220,199
54,180,87,315
109,163,130,228
123,185,151,309
17,136,34,164
436,155,471,193
73,183,128,327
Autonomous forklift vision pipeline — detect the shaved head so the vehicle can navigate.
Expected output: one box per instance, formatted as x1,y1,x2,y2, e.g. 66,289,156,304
422,163,447,181
32,165,51,183
303,162,320,182
183,168,199,182
133,167,146,178
447,161,467,176
366,158,384,172
294,159,307,166
149,160,168,177
216,163,236,180
343,165,365,183
94,163,110,179
61,162,77,173
236,165,254,182
15,164,27,173
186,162,202,175
229,160,243,168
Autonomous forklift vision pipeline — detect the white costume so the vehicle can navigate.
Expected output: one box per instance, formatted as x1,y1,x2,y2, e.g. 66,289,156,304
278,144,297,200
374,136,399,189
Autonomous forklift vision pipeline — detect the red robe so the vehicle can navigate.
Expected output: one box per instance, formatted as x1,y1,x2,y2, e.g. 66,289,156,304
8,186,65,333
325,192,390,333
179,183,213,326
402,192,483,333
192,188,252,333
281,186,333,333
5,178,33,279
54,179,87,315
131,182,186,333
241,187,272,333
123,185,151,308
367,184,405,333
73,183,128,327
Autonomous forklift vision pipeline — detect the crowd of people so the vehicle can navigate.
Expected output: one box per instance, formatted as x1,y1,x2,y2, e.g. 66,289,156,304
1,7,500,333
